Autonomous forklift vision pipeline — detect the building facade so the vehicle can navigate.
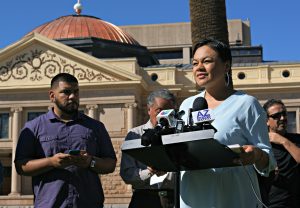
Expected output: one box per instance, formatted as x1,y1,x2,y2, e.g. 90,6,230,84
120,19,253,64
0,14,300,208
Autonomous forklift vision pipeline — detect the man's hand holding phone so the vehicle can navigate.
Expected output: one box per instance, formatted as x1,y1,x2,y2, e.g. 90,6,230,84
68,149,81,156
68,149,92,168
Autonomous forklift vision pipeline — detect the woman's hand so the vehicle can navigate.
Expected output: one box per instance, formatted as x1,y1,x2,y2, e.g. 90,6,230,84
234,145,257,165
234,145,269,170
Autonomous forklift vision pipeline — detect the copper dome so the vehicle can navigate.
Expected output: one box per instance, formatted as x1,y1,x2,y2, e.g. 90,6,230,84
27,15,140,46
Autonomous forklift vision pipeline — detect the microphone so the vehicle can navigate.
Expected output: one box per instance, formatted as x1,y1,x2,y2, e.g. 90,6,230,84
156,109,177,128
187,97,207,128
191,97,216,131
141,116,169,147
176,110,185,120
175,110,185,133
156,109,186,133
141,128,162,146
192,97,208,111
141,109,185,146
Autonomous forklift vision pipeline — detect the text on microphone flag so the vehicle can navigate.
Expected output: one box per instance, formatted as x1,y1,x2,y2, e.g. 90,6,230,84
192,109,214,123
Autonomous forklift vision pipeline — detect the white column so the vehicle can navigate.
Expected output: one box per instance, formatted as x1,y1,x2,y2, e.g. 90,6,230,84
125,103,137,130
86,104,98,119
9,107,23,196
183,47,191,64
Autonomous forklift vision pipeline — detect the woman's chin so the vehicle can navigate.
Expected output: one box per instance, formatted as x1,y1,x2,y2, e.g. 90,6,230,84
196,80,206,87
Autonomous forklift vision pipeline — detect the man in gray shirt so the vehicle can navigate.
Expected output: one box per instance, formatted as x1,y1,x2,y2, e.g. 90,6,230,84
120,89,176,208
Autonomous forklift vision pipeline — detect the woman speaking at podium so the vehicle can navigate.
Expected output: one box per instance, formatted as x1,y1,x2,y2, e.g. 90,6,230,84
179,38,276,208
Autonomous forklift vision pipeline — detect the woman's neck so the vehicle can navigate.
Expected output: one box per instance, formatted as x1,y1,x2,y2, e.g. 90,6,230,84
204,87,236,109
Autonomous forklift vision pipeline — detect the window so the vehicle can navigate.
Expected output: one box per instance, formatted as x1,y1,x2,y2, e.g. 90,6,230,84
237,72,246,80
282,70,290,78
287,111,296,133
27,112,46,121
1,166,12,195
0,113,9,139
153,51,183,60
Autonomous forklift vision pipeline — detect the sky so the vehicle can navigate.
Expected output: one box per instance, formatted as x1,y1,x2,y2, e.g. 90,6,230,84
1,0,299,61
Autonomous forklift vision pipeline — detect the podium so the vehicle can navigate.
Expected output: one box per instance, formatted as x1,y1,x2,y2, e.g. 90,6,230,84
121,129,241,171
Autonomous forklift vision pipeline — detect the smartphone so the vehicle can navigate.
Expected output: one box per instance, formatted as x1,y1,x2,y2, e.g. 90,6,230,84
68,149,81,155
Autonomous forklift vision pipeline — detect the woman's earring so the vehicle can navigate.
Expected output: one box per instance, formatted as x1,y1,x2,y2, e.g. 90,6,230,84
225,72,230,87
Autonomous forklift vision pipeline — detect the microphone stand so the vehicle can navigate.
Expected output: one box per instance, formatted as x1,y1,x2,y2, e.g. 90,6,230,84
174,171,180,208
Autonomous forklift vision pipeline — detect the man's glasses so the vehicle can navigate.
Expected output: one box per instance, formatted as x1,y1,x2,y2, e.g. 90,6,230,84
268,111,287,120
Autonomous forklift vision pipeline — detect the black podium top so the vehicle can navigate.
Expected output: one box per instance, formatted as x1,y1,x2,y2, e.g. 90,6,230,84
121,129,241,171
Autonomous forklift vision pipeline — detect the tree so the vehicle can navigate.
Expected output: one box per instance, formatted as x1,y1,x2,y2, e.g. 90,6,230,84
190,0,229,47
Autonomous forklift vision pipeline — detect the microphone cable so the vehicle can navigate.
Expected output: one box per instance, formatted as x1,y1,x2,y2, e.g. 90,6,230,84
238,159,269,208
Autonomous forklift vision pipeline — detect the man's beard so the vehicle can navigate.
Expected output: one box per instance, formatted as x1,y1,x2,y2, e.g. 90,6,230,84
276,120,287,135
55,99,79,115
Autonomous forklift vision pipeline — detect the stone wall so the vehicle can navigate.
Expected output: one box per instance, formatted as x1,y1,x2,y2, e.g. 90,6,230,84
103,139,132,205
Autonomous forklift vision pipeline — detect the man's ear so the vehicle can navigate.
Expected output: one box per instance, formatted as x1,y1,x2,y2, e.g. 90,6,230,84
147,107,151,116
49,90,55,102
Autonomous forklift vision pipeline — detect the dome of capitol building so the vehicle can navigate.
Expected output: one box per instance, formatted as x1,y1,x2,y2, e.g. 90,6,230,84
25,14,158,67
26,15,140,46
